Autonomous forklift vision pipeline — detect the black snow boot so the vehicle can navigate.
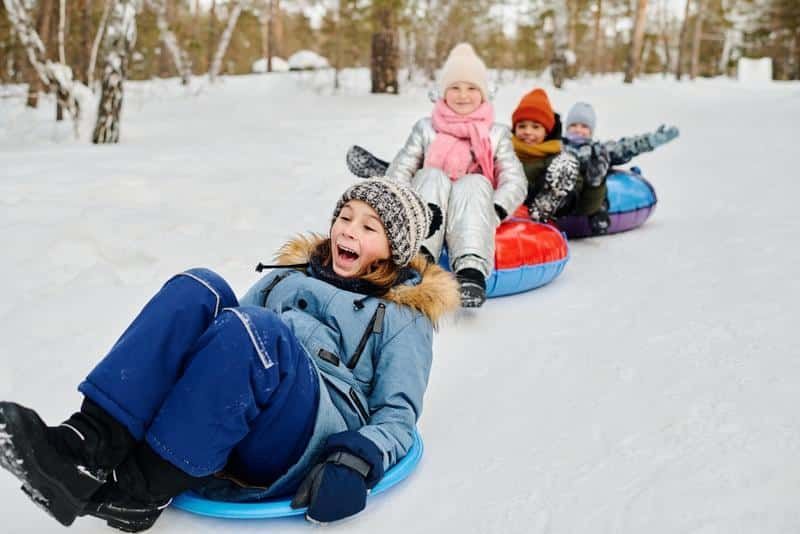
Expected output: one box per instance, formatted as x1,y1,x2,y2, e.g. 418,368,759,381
0,399,134,526
588,200,611,236
456,268,487,308
82,443,210,532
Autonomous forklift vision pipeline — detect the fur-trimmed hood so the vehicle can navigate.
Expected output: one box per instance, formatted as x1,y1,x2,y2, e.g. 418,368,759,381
274,234,460,325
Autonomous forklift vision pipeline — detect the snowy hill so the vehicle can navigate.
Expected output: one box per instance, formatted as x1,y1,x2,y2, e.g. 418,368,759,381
1,70,799,533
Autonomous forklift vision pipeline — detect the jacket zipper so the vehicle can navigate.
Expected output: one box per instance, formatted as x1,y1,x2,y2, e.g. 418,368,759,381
348,388,369,423
259,272,293,305
347,303,385,370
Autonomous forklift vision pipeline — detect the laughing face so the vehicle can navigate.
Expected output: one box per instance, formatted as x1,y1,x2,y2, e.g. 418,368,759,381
444,81,483,115
330,200,391,278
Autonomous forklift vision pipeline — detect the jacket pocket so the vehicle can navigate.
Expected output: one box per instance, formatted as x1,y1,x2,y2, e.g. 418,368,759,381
317,348,340,367
320,374,369,426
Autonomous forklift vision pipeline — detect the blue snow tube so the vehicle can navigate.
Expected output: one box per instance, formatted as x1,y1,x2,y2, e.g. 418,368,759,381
171,429,424,519
556,167,657,238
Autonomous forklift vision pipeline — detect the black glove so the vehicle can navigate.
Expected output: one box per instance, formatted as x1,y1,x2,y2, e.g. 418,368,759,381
291,431,384,524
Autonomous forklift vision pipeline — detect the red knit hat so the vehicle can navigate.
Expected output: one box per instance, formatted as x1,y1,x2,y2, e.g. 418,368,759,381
512,88,555,133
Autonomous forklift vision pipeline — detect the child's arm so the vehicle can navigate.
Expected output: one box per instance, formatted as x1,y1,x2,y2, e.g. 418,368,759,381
358,316,433,472
492,127,528,220
604,125,679,166
564,139,610,188
385,119,428,185
528,153,580,222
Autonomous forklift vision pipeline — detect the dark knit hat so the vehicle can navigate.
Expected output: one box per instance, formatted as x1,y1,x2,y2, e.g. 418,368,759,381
332,179,440,268
512,88,556,133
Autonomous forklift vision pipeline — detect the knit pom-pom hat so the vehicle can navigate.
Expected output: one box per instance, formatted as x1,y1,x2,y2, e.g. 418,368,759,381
439,43,489,101
332,179,441,268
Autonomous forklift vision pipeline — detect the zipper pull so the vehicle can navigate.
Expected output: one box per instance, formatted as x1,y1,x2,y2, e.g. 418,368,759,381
372,303,386,334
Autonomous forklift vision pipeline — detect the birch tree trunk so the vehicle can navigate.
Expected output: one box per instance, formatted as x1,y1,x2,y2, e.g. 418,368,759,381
25,0,52,108
623,0,648,83
717,28,733,75
689,0,704,79
92,0,137,144
145,0,191,84
88,0,112,89
4,0,81,125
676,0,691,80
208,1,242,82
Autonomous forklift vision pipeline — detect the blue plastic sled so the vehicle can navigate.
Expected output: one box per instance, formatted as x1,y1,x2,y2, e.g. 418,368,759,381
171,430,424,519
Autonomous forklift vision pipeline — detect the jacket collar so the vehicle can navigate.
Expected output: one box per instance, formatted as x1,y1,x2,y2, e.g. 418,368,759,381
273,234,461,325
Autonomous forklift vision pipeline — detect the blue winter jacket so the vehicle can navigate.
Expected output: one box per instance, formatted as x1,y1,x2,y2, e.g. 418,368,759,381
230,235,459,497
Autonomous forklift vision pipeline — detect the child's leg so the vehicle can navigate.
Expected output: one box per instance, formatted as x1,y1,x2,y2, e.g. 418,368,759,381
85,305,318,531
446,174,495,278
411,168,451,260
78,268,239,440
0,268,239,527
144,305,317,478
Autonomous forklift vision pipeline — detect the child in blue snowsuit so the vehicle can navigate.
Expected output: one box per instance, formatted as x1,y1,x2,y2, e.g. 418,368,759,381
0,179,459,531
562,102,679,234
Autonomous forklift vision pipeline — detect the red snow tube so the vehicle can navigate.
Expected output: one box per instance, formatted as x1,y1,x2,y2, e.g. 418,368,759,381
442,205,569,297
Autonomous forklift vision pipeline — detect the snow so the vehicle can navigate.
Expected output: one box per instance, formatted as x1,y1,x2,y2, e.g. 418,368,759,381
737,57,773,82
252,57,290,74
287,50,330,70
1,71,800,533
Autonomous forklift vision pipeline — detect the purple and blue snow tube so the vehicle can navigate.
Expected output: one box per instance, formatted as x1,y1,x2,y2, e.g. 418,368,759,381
556,167,656,238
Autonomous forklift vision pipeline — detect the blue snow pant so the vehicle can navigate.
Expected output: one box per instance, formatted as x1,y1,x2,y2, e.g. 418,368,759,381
78,268,319,485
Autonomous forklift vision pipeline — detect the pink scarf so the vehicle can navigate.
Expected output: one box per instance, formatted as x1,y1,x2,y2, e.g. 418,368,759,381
424,100,496,187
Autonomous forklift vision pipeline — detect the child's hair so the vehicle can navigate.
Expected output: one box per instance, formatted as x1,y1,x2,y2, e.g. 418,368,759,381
312,238,402,292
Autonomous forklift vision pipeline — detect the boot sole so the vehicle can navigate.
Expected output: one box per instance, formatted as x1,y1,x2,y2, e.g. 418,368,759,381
0,404,85,526
83,499,169,533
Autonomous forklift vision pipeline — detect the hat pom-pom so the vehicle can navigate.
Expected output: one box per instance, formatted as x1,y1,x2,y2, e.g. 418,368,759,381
426,203,443,239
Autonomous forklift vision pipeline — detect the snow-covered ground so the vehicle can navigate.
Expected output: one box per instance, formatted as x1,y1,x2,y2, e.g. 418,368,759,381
1,70,799,534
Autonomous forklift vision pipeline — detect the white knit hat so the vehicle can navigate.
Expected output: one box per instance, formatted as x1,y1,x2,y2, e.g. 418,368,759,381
439,43,488,101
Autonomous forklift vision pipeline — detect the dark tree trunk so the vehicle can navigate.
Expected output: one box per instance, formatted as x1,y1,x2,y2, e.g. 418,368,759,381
77,0,92,84
591,0,603,74
689,0,704,79
206,0,215,73
676,0,691,80
624,0,648,83
370,7,398,94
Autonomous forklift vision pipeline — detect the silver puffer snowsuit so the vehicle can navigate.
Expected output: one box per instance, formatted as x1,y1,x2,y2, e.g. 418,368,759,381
385,118,527,278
